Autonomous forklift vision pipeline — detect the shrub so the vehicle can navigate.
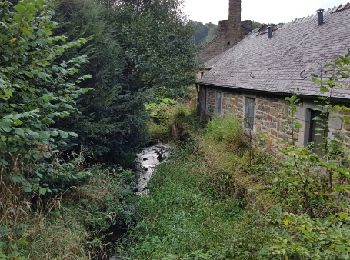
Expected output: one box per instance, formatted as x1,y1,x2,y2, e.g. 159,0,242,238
0,0,89,196
264,209,350,259
205,116,248,152
0,166,137,259
146,96,197,142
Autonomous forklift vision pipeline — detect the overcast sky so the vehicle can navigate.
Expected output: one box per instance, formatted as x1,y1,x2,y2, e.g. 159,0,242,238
183,0,348,24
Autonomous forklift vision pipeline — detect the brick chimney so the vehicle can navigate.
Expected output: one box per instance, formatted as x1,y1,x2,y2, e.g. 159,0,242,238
228,0,243,45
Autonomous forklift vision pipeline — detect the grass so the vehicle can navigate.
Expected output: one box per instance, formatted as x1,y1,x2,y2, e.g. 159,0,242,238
116,144,272,259
0,167,137,259
116,113,350,259
2,106,349,259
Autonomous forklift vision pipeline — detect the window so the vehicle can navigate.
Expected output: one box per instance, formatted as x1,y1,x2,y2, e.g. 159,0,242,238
215,91,223,115
199,86,207,115
245,97,255,130
306,109,328,155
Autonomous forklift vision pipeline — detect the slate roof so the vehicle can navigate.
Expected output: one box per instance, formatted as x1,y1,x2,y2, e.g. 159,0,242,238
198,4,350,100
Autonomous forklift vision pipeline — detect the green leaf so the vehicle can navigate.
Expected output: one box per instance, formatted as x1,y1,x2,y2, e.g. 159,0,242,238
320,86,329,93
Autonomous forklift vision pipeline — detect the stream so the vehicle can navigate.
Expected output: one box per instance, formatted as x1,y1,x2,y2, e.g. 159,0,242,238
134,143,170,196
109,143,170,260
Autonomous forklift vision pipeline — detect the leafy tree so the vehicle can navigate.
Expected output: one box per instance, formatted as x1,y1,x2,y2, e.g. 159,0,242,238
192,21,218,46
55,0,148,165
0,0,89,195
111,0,197,98
55,0,197,164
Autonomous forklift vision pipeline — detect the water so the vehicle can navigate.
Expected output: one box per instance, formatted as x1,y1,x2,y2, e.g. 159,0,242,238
108,143,170,260
134,143,170,196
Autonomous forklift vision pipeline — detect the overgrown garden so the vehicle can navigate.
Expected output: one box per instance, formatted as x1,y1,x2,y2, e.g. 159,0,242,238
116,51,350,259
1,0,350,259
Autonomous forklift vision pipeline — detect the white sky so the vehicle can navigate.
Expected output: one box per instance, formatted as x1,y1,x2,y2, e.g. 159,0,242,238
183,0,348,24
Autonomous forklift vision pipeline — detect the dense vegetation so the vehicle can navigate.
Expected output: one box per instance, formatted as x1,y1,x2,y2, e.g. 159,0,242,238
54,0,196,164
1,0,350,259
192,21,218,45
117,99,350,259
0,0,196,258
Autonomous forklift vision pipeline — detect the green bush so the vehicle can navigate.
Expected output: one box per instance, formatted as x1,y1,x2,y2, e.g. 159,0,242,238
0,166,137,259
60,166,137,258
264,210,350,259
205,116,247,151
146,96,197,142
0,0,89,192
55,0,197,164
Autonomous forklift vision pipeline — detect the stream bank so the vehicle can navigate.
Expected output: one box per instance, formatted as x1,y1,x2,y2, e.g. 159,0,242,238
109,143,170,260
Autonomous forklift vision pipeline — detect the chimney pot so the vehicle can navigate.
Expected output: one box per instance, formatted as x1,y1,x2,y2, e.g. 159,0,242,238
317,9,325,25
268,26,273,39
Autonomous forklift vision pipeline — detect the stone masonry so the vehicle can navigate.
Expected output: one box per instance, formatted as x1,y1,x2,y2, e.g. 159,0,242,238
201,86,350,150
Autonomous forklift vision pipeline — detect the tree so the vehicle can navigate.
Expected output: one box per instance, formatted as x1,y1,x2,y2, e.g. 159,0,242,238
0,0,88,197
55,0,197,164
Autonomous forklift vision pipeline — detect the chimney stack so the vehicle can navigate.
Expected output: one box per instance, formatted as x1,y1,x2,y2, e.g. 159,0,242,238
228,0,243,44
229,0,242,25
267,26,273,39
317,9,325,26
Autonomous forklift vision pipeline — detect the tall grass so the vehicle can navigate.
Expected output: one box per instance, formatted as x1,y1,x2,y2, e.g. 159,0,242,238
0,167,136,259
119,112,350,259
116,144,272,259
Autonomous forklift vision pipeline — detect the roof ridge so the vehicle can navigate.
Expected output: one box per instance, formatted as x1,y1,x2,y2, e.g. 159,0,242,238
329,2,350,13
258,2,350,31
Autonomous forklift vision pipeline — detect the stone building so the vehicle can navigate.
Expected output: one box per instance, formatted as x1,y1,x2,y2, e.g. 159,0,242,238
197,2,350,151
198,0,253,63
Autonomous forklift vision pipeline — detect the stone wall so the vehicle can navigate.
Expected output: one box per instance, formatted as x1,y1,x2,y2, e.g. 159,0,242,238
222,92,244,119
199,85,350,150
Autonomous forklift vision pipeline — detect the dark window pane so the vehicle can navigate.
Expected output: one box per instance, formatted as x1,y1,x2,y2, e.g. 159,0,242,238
215,91,223,115
308,109,328,155
245,97,255,129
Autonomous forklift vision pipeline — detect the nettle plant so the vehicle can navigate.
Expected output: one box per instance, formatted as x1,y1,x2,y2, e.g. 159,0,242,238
0,0,91,196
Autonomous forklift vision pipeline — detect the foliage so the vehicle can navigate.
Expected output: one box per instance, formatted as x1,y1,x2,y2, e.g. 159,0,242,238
55,0,147,165
111,0,197,99
265,210,350,259
205,116,246,149
117,112,350,259
146,95,197,142
1,166,136,259
55,0,197,164
0,0,90,198
56,166,137,258
191,21,218,46
271,146,344,216
116,145,271,259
